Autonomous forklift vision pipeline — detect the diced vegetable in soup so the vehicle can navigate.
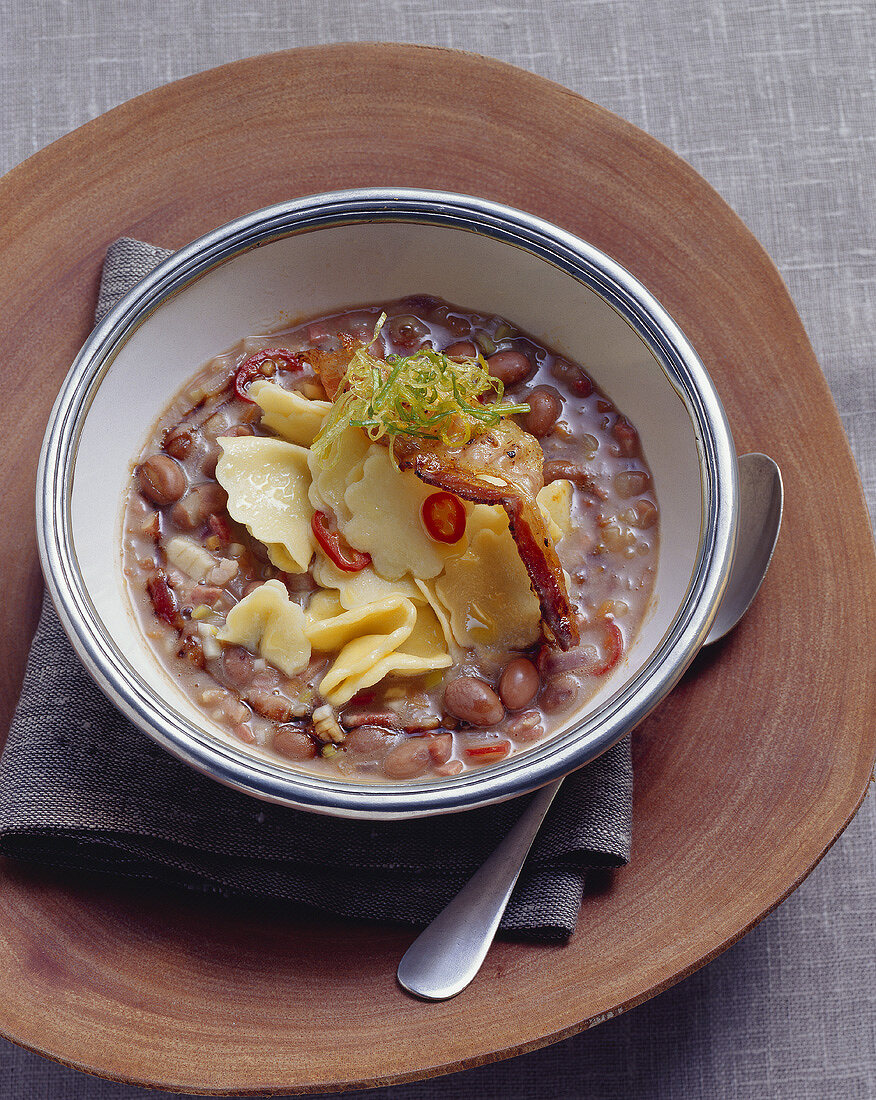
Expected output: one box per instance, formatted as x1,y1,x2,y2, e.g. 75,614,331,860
122,297,658,782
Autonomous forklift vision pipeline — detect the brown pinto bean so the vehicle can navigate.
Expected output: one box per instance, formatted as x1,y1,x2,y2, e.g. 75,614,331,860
612,415,639,456
443,676,504,727
163,427,192,459
518,386,563,438
170,483,229,530
202,407,237,439
551,357,593,396
199,445,220,479
540,673,580,713
345,725,400,759
614,469,652,499
498,657,540,710
382,736,433,779
506,710,545,743
233,723,256,745
430,304,471,336
273,727,317,761
443,340,477,358
435,759,464,777
220,646,255,689
137,454,186,506
427,733,453,766
387,314,429,349
632,498,658,529
485,350,532,386
246,689,295,722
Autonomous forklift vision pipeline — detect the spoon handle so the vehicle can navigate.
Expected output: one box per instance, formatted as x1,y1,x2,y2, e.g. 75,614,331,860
397,777,563,1001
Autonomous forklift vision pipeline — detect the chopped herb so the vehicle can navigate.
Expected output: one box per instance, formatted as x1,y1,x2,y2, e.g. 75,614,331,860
311,314,530,468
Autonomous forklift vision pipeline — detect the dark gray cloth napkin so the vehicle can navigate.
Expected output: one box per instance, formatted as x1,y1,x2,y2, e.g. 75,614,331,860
0,238,632,941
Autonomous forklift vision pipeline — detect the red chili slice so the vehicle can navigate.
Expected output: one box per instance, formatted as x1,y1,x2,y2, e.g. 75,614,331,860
465,741,512,765
421,491,466,544
233,348,303,402
591,620,624,677
311,511,372,572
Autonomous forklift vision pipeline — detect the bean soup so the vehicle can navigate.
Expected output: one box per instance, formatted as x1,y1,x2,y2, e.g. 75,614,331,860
122,297,658,782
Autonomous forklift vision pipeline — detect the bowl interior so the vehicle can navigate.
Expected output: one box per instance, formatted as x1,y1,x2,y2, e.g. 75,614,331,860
70,219,702,783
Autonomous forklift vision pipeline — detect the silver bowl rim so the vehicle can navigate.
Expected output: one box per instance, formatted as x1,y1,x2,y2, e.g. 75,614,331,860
37,187,738,820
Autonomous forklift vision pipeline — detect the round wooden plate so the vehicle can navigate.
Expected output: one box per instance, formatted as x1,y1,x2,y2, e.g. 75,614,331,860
0,45,873,1094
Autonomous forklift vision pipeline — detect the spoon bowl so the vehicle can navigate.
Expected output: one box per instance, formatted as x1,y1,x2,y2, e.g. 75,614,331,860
705,454,783,644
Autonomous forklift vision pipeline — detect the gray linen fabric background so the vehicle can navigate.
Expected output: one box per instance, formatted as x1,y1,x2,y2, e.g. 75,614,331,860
0,0,873,1097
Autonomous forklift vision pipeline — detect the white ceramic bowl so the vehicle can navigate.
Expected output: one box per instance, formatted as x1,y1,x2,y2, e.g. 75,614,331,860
38,189,738,819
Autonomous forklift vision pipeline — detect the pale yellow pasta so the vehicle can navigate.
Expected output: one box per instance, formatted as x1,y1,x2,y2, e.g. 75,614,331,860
435,526,542,652
537,479,574,542
312,551,423,610
307,588,345,622
402,601,453,660
324,646,451,706
301,594,453,705
465,502,509,537
462,489,571,546
248,379,331,446
319,615,452,705
264,542,304,573
306,595,417,655
217,579,311,677
412,578,458,655
216,436,314,573
308,425,370,526
212,414,569,702
308,596,417,705
341,448,453,580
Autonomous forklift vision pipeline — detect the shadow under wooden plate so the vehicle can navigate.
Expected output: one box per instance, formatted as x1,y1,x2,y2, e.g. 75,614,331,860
0,44,873,1095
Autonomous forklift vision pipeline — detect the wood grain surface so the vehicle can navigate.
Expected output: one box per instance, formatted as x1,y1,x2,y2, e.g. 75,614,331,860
0,44,872,1094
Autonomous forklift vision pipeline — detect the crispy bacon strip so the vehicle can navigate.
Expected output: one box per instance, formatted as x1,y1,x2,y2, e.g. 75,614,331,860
308,342,579,650
393,423,579,650
301,335,358,400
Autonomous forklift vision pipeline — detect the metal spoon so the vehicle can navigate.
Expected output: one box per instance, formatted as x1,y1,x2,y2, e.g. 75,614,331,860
397,453,783,1001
